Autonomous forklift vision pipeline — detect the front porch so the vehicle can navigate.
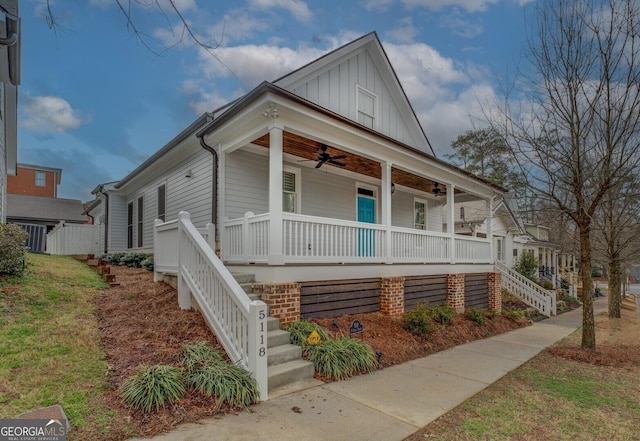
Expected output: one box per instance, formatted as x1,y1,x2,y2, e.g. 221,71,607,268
222,211,492,266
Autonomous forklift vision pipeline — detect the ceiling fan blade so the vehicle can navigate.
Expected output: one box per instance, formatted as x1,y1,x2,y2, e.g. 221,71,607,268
332,154,347,160
315,161,324,168
329,160,346,167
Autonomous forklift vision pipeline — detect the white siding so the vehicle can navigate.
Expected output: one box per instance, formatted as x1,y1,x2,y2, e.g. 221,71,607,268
288,51,417,148
225,149,269,219
392,191,444,232
109,194,128,251
121,148,214,252
301,169,357,221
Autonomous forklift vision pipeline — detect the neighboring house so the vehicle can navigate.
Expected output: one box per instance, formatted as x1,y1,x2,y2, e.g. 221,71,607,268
7,163,62,197
444,198,525,269
0,0,19,223
89,32,510,319
6,163,87,252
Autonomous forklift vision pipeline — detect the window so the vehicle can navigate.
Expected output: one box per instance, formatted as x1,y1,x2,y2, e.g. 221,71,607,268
414,199,427,230
137,196,144,248
127,202,134,248
513,248,518,257
282,168,301,213
35,171,45,187
357,86,376,129
157,184,166,222
496,238,505,262
460,206,465,221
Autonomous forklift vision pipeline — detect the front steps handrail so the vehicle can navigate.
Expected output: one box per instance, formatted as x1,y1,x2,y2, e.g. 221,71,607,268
496,261,556,317
155,212,269,400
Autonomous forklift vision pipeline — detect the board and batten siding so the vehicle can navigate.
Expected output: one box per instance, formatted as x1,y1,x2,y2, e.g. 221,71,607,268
287,51,419,149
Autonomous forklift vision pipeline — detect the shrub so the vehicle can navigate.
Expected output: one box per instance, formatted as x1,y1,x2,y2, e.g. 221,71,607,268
514,252,538,282
186,361,260,409
502,309,526,321
0,223,28,276
286,321,331,349
465,307,486,325
305,337,377,381
403,302,454,337
100,252,151,269
120,365,186,413
541,281,553,290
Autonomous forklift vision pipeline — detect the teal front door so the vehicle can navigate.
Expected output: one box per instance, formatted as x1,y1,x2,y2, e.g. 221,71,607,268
357,196,375,257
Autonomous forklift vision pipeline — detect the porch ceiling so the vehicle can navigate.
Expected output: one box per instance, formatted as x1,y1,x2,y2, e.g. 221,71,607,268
252,131,460,196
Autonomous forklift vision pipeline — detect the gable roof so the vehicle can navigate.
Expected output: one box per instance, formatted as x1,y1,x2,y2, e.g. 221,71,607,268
273,32,434,155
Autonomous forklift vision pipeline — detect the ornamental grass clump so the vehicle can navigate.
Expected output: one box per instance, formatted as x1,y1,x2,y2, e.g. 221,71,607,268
286,320,331,349
120,365,186,413
305,336,377,381
187,361,259,410
178,341,259,409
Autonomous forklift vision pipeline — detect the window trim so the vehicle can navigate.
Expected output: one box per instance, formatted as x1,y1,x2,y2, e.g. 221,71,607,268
35,171,46,187
356,84,377,130
157,183,166,222
137,196,144,248
496,237,505,262
282,166,301,214
413,197,428,230
127,202,134,249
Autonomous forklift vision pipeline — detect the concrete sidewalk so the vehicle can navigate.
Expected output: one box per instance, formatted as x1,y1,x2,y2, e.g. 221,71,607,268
131,297,607,441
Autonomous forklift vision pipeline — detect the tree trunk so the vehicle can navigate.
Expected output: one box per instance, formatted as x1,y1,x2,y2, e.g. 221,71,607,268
579,226,595,349
608,257,621,318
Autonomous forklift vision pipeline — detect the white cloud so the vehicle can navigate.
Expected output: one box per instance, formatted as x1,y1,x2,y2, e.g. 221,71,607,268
402,0,500,12
386,17,419,43
22,96,89,133
206,9,270,44
249,0,312,22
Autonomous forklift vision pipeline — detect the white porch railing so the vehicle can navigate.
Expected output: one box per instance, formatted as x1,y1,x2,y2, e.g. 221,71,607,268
222,212,492,265
154,213,269,401
496,261,557,317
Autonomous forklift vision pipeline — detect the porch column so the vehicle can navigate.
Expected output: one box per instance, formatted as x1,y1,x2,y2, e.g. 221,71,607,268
268,125,284,265
381,161,393,264
447,184,456,263
486,197,494,263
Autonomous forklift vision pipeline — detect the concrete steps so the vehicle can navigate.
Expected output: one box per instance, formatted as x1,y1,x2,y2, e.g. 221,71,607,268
231,273,317,395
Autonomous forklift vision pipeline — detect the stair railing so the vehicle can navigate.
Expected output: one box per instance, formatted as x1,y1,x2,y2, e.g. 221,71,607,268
496,261,556,317
155,212,269,400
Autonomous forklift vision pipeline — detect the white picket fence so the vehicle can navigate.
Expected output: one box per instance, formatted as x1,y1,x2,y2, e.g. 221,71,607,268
154,212,269,401
46,221,101,256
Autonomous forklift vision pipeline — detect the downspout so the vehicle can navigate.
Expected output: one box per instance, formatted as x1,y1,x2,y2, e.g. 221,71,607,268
99,186,110,254
197,133,218,242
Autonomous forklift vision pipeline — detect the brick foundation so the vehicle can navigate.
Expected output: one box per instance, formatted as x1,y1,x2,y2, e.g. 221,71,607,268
252,282,301,325
380,276,405,317
447,273,465,313
487,272,502,313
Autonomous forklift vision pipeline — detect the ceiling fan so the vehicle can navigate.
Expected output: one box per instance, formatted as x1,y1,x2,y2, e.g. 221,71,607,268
432,182,446,196
313,144,347,169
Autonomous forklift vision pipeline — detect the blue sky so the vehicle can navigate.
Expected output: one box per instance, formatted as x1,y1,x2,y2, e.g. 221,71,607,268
17,0,533,201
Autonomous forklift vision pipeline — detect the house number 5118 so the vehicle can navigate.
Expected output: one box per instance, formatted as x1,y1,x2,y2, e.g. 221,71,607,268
258,309,267,357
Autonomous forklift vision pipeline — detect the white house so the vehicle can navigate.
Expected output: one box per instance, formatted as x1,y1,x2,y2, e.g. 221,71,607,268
88,32,511,316
87,32,555,397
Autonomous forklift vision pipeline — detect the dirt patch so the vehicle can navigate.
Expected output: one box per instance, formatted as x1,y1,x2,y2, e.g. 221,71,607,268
546,294,640,369
90,266,530,439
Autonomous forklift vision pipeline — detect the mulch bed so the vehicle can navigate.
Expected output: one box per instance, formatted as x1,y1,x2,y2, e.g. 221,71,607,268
88,265,531,440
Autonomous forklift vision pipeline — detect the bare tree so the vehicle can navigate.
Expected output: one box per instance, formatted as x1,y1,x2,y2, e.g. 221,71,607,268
41,0,225,58
493,0,640,349
592,175,640,318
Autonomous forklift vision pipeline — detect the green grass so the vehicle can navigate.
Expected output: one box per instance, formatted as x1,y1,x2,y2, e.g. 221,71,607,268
406,349,640,441
0,253,121,438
